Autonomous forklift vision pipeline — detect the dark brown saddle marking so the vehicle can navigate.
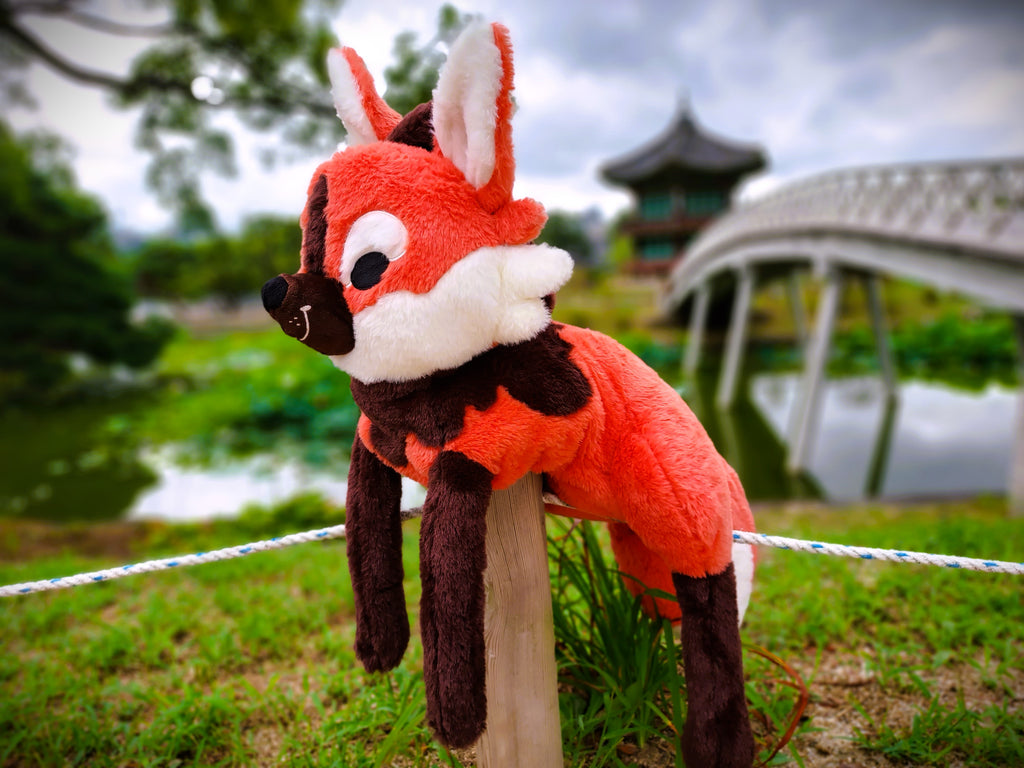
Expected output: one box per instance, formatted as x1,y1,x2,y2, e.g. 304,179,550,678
352,324,592,467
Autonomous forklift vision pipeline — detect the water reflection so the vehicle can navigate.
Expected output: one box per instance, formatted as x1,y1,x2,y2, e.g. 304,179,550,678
684,370,822,501
127,451,426,522
716,374,1018,502
0,401,157,523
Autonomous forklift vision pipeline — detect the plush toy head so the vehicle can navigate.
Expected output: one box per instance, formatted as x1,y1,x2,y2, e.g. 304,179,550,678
262,21,573,384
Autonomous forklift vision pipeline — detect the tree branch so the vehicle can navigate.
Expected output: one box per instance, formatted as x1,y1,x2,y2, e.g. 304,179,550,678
0,14,128,91
11,0,176,36
62,10,176,37
0,15,336,118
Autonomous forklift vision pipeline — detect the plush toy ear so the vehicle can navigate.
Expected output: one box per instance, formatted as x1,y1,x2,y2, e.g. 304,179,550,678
433,21,516,213
327,47,402,145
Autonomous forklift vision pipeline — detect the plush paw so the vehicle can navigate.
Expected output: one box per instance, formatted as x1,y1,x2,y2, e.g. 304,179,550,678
354,584,409,673
427,678,487,749
682,715,755,768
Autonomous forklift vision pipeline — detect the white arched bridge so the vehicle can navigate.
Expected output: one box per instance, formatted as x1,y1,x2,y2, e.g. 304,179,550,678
662,157,1024,512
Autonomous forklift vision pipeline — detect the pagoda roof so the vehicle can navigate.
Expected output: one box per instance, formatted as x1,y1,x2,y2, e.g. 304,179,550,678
602,104,767,185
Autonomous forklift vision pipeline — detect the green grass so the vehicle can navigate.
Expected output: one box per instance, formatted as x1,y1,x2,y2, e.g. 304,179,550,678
744,501,1024,768
0,508,436,768
2,498,1021,766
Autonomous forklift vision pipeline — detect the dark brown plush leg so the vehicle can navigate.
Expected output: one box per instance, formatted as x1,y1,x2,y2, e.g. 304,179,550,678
419,450,492,748
673,564,755,768
346,435,409,672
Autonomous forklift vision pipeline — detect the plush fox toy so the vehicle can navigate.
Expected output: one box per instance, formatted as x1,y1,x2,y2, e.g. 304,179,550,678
262,20,756,767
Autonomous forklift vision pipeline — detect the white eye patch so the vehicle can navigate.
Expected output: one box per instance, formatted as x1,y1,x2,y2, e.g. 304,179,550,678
331,244,574,383
340,211,408,288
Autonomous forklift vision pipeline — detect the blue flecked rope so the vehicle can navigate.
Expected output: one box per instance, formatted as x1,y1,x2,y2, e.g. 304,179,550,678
1,517,1021,597
0,524,349,597
730,530,1023,573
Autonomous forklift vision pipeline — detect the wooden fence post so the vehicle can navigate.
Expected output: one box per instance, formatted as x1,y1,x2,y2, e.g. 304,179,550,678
476,473,562,767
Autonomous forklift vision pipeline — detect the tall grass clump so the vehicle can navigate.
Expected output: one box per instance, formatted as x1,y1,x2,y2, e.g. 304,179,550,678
549,517,686,767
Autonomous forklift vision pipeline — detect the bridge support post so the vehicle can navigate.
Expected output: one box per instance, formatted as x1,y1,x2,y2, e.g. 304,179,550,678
685,281,711,378
864,394,899,498
864,274,897,397
717,266,756,409
788,266,843,474
787,271,809,349
1011,316,1024,517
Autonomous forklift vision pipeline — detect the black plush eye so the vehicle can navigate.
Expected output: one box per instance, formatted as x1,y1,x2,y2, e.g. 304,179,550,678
350,251,389,290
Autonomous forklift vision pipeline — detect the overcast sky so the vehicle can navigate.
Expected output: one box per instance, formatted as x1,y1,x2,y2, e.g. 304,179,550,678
7,0,1024,234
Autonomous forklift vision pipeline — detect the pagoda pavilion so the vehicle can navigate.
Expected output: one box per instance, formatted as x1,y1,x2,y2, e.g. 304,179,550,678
601,103,767,276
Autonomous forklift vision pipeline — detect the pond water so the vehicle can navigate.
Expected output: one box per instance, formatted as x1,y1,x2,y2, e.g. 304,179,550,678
1,371,1018,523
126,451,427,522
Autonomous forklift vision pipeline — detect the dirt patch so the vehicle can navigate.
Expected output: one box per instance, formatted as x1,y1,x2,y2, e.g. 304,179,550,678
0,519,159,562
604,646,1022,768
782,649,1022,767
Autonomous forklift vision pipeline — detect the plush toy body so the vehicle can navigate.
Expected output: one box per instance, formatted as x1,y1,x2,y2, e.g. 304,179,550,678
263,21,756,767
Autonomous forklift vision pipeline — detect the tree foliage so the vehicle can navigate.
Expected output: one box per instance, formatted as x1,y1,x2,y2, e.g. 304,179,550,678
0,0,344,231
536,210,596,265
133,215,303,305
382,4,472,115
0,1,477,230
0,121,174,401
2,1,480,317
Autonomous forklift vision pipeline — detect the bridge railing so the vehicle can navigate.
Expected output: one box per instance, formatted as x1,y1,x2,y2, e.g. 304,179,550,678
667,157,1024,306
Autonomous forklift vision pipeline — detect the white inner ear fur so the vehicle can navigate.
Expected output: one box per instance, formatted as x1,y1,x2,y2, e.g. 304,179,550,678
432,20,503,189
327,48,378,146
331,244,573,383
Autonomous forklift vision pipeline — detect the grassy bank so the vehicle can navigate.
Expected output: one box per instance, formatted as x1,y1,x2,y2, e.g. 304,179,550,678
2,498,1021,767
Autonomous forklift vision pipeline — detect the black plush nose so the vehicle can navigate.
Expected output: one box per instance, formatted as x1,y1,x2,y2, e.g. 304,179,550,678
262,272,355,357
261,275,289,311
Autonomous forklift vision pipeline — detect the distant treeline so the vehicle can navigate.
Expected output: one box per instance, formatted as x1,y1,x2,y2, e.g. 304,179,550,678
129,216,303,307
0,123,174,402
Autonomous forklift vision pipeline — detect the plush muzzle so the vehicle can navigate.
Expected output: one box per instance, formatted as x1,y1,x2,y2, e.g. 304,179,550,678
261,273,355,356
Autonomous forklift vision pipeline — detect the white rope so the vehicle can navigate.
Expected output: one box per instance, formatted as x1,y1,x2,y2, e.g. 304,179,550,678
2,515,1021,597
0,525,348,597
731,530,1024,574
